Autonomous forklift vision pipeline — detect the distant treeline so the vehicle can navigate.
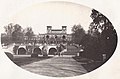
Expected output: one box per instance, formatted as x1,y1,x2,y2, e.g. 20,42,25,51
1,23,34,45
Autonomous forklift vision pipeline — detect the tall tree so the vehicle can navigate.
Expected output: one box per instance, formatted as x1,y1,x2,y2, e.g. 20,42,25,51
88,9,116,37
71,24,86,45
4,23,24,44
25,27,34,43
87,9,117,61
12,24,24,43
3,23,14,44
4,23,14,36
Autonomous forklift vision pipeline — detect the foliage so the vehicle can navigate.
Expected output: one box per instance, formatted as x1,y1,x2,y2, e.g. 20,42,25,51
25,27,34,43
3,23,35,44
1,33,12,45
25,27,34,36
71,24,86,45
3,23,24,44
12,24,24,43
4,23,14,35
81,9,117,61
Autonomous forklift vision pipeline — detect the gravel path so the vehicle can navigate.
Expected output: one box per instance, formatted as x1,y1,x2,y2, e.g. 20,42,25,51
21,56,87,77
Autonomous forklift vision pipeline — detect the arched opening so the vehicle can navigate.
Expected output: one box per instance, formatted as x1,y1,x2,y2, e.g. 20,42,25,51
18,48,26,55
49,48,57,55
62,35,66,39
55,35,57,39
33,48,42,55
46,35,49,39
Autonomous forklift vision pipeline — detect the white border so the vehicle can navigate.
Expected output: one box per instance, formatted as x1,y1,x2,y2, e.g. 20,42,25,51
0,0,120,79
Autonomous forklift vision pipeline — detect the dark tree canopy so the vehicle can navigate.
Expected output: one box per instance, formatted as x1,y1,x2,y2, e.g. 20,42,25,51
25,27,34,36
3,23,24,44
71,24,86,45
12,24,24,43
2,24,35,44
25,27,34,43
4,23,14,36
88,9,116,37
81,9,118,61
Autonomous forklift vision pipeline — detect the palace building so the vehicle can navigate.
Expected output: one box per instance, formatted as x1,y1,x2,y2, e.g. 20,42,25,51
36,26,72,44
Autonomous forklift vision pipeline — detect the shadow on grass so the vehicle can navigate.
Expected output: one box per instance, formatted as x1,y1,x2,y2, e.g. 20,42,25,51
72,56,104,72
13,55,53,66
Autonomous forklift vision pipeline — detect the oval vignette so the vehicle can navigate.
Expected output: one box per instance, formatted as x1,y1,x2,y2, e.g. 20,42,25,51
1,1,118,77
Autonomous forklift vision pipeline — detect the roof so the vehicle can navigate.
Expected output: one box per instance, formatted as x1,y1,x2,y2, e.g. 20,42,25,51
46,33,66,35
51,29,62,31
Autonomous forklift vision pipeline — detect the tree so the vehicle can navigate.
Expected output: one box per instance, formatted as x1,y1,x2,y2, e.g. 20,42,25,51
88,9,116,37
3,23,24,44
25,27,34,43
81,34,101,60
71,24,86,45
86,9,117,61
4,23,14,35
12,24,24,43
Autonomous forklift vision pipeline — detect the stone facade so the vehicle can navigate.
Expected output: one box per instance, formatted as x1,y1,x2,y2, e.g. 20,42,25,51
24,26,72,44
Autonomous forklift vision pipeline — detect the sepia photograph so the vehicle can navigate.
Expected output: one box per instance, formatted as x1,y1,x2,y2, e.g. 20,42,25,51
0,1,118,78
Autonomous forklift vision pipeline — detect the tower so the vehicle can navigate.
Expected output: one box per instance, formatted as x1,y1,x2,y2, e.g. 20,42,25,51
62,26,67,33
47,26,52,33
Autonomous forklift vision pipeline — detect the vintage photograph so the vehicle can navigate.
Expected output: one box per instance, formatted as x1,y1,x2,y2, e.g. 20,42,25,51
1,1,117,77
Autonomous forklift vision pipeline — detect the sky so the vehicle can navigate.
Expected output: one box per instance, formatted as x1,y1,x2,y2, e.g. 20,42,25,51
2,1,92,34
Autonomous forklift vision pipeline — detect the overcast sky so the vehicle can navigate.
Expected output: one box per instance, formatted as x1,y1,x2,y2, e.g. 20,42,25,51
2,1,92,34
